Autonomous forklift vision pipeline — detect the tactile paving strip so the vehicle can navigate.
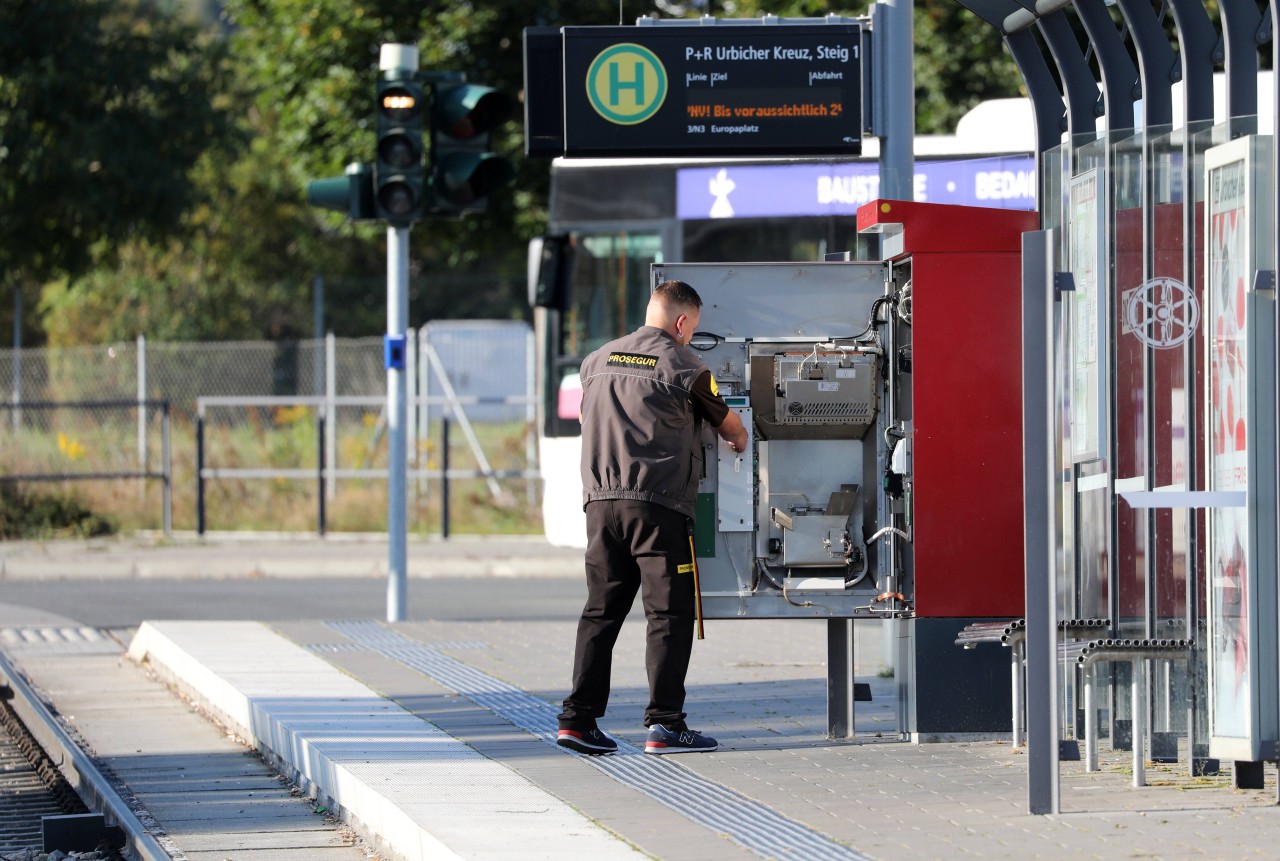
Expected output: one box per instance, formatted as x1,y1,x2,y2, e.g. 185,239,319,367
129,620,645,861
0,626,121,656
327,620,870,861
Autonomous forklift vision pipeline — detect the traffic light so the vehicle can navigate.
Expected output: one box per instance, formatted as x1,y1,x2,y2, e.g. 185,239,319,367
306,163,375,221
428,81,515,216
375,75,426,224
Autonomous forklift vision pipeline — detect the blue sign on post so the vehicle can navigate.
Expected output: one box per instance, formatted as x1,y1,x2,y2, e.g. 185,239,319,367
384,334,407,370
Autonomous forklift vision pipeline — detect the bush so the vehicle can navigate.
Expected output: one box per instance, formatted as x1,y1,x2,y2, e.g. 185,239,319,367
0,482,117,539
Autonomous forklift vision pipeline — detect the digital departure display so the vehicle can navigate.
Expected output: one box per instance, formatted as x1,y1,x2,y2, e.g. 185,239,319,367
560,25,863,157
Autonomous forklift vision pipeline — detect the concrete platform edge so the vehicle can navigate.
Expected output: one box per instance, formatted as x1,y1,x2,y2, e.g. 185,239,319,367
126,620,645,861
127,622,441,861
127,622,471,861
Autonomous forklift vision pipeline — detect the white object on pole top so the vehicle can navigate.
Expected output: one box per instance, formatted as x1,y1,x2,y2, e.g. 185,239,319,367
380,43,419,72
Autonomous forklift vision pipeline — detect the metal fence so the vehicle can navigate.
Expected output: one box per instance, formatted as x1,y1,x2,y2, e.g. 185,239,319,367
194,394,537,535
0,399,173,534
3,323,532,423
0,322,536,532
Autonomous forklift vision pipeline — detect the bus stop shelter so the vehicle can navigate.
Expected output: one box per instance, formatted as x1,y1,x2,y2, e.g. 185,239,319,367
954,0,1280,813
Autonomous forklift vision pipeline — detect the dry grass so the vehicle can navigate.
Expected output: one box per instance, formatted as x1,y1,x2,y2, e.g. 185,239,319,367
1,411,542,536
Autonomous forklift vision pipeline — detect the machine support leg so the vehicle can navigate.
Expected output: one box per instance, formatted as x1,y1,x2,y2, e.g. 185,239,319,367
1085,665,1098,772
1132,659,1146,788
1012,640,1025,748
827,619,855,739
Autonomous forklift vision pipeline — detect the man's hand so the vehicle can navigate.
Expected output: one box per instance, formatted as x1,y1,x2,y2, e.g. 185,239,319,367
717,410,749,454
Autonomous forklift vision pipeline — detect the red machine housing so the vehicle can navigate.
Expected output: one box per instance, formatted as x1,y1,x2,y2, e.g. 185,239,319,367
858,200,1039,619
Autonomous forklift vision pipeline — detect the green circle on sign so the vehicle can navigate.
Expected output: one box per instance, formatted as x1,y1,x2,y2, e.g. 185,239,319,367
586,43,667,125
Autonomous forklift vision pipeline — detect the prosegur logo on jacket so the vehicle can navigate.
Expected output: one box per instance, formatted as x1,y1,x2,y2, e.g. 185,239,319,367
607,351,659,368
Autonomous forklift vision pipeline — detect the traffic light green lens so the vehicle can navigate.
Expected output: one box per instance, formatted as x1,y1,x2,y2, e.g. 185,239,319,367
378,182,416,216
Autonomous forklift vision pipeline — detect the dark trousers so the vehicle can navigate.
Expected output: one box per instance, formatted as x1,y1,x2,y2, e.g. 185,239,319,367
558,499,696,730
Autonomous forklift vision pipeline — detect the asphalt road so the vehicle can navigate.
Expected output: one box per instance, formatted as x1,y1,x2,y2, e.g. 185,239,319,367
1,576,593,628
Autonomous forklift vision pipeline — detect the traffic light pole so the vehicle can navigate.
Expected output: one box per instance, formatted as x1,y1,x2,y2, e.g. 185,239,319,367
378,42,419,624
387,225,410,622
305,42,512,622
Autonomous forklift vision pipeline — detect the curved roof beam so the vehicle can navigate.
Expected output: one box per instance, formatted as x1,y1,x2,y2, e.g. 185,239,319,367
1003,0,1074,33
1036,11,1104,145
1006,27,1069,153
1219,0,1263,120
951,0,1076,153
1111,0,1176,128
1165,0,1218,125
1072,0,1141,132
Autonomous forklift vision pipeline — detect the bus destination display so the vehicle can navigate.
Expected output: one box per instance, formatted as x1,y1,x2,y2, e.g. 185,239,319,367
561,25,863,157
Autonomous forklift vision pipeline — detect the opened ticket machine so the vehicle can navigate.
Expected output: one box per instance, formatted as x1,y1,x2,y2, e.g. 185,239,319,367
658,199,1036,739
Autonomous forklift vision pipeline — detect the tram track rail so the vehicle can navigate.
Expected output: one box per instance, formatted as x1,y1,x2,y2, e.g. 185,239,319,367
0,694,84,854
0,650,169,860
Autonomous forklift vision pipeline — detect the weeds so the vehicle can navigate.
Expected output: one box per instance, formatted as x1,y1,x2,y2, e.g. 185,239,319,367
0,482,117,539
0,417,542,536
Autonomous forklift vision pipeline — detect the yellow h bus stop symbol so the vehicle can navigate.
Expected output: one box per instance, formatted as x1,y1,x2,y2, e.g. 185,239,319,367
586,43,667,125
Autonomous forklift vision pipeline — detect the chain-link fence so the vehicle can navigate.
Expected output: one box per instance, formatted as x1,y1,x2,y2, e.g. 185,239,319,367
0,322,536,534
0,399,173,533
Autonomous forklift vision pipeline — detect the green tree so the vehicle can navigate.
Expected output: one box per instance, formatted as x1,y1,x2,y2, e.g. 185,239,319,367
217,0,630,332
23,1,1028,346
723,0,1022,134
913,0,1022,134
0,0,236,344
42,1,604,345
39,129,387,344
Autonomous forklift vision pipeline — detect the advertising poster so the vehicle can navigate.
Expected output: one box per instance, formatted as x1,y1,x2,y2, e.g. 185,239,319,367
1206,148,1251,741
1069,170,1102,461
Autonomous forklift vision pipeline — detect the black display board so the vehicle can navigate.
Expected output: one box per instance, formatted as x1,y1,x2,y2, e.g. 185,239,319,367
544,24,862,158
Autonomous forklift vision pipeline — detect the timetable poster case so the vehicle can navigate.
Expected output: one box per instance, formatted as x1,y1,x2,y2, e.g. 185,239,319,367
1069,169,1105,463
1203,134,1279,762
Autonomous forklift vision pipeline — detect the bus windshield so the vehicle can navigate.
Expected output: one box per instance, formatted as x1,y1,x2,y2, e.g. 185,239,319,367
566,233,662,358
545,230,662,434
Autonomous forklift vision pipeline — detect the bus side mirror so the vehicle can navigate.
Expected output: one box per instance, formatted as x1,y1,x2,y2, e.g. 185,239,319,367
528,235,572,308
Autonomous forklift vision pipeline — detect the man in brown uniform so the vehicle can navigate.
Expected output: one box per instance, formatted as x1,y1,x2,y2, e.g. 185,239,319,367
556,279,748,755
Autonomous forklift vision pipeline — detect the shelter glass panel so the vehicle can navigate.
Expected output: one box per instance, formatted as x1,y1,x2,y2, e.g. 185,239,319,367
1112,129,1149,641
1182,119,1217,758
1065,136,1110,624
1148,125,1193,736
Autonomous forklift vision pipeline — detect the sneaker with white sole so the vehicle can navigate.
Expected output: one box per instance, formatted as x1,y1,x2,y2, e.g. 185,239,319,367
556,727,618,755
644,724,717,754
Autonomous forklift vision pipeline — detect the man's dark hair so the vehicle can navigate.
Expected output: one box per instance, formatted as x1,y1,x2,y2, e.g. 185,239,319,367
653,279,702,310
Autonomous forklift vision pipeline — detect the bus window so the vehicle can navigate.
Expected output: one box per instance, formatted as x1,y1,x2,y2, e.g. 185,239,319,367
539,230,663,440
683,216,862,263
566,233,663,357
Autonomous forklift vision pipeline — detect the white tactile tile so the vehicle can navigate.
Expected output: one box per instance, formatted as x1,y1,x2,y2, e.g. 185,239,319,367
128,620,645,861
0,626,122,655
